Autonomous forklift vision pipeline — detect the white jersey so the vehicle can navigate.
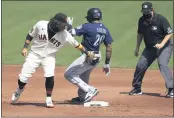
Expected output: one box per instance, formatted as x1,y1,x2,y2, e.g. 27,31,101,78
28,20,79,57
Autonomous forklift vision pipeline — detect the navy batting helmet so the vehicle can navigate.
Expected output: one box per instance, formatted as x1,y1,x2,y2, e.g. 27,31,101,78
85,8,102,22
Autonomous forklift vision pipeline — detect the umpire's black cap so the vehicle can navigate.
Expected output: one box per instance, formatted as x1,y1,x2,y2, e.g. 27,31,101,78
141,2,153,13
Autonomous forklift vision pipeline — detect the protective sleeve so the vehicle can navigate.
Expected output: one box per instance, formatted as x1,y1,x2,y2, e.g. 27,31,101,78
26,34,33,41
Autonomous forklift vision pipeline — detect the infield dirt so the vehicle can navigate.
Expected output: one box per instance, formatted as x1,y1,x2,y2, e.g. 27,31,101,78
2,65,173,116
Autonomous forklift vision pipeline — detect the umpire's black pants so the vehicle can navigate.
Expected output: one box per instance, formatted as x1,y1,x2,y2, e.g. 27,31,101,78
132,43,173,89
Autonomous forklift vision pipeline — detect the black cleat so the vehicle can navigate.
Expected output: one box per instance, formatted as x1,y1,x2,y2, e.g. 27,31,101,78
166,88,173,98
129,88,142,95
71,97,81,102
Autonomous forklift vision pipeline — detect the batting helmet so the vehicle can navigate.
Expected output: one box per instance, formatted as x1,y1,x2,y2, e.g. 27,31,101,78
48,13,68,33
85,8,102,22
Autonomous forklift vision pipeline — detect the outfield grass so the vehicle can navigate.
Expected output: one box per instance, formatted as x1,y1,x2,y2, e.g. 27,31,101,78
2,1,173,69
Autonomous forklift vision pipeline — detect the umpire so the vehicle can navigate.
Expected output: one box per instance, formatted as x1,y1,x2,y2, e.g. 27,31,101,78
129,2,173,98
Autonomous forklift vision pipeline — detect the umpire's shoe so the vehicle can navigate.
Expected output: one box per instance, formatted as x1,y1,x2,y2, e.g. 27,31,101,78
129,88,142,95
84,88,99,103
166,88,173,98
12,88,24,103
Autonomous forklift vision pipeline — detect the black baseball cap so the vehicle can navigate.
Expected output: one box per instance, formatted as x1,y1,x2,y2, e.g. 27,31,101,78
53,13,68,24
141,2,153,13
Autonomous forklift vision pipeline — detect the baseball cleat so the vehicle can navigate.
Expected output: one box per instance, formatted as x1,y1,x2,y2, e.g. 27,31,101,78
71,97,81,102
11,88,24,103
166,88,173,98
84,88,99,103
129,88,142,95
46,97,54,108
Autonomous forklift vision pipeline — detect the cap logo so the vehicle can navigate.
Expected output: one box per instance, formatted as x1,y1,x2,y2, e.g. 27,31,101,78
94,10,98,13
143,5,148,8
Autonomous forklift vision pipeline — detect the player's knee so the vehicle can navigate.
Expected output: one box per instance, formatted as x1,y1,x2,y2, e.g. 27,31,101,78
64,72,77,84
137,61,148,70
45,76,54,89
158,63,168,69
19,75,29,83
64,71,71,80
44,73,54,77
19,70,33,83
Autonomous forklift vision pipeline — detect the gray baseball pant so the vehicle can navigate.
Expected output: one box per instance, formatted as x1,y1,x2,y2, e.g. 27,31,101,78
132,43,173,89
64,53,100,100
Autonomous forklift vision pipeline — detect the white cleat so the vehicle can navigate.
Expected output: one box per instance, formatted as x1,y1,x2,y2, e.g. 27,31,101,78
46,97,54,108
84,88,99,103
11,88,24,103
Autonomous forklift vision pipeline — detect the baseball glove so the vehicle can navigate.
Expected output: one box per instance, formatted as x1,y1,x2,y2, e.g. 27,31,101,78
85,51,100,66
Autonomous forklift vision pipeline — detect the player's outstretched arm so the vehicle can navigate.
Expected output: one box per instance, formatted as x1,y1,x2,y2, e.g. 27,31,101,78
66,33,94,58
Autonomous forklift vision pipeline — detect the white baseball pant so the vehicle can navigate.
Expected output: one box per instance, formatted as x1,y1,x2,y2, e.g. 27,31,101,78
19,51,56,83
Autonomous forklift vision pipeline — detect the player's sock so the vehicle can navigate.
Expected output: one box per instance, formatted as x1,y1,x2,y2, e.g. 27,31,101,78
46,89,53,97
45,76,54,97
18,79,26,89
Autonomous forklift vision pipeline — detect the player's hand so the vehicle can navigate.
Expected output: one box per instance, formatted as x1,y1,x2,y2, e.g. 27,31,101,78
103,64,110,76
134,47,139,57
153,43,164,49
67,17,73,25
22,48,28,57
86,51,95,62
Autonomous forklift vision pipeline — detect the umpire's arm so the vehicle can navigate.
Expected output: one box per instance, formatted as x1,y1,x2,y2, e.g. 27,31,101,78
160,17,173,46
136,18,144,50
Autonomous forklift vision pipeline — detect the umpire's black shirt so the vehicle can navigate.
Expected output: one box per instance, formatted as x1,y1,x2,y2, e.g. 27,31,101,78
138,12,173,48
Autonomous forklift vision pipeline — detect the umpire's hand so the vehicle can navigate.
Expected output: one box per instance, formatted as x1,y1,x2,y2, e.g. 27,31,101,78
134,47,139,57
153,43,165,49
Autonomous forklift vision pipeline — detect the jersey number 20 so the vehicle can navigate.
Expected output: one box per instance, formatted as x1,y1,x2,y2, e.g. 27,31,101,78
93,34,105,46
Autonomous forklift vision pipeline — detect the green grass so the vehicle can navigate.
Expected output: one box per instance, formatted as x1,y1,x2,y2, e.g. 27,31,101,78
2,1,173,69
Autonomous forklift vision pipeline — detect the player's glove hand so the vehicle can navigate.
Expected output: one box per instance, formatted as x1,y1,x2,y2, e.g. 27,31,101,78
22,48,28,57
67,17,73,25
103,64,110,76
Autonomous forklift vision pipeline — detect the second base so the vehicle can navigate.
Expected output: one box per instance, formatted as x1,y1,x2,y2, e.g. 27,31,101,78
83,101,109,107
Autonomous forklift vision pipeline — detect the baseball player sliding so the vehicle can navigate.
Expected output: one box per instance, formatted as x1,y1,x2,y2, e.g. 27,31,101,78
64,8,113,103
11,13,94,108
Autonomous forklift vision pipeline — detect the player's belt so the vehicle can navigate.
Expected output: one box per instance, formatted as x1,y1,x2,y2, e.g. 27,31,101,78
88,51,101,58
88,51,99,54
